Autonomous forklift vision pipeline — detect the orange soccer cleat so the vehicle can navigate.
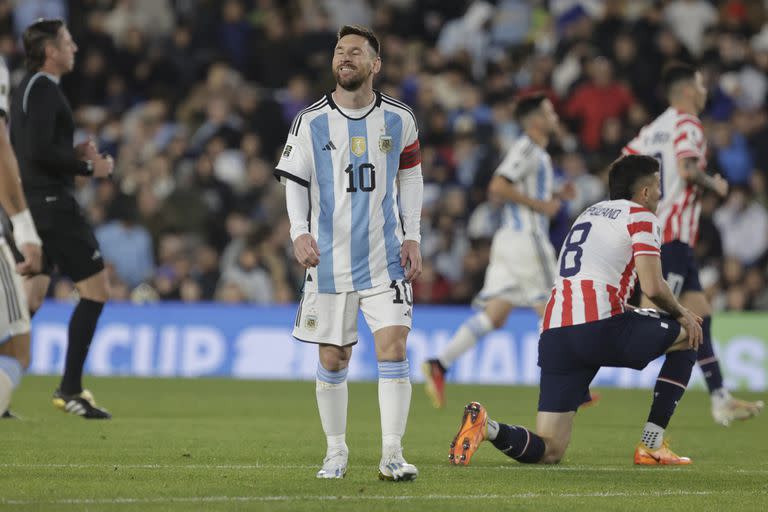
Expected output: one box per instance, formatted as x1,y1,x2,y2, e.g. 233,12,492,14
449,402,488,465
422,359,446,408
634,440,692,465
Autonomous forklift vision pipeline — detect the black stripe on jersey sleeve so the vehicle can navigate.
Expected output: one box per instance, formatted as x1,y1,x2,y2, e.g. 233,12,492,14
381,96,419,131
291,99,328,136
274,168,309,187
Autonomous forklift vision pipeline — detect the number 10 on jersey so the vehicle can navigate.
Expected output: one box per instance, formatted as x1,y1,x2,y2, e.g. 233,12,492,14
344,163,376,193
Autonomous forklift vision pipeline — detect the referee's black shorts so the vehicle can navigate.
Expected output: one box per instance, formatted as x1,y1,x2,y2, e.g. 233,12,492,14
27,192,104,282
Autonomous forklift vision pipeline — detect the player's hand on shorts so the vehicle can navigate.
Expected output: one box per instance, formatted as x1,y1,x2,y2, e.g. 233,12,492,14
676,307,703,350
16,242,42,276
93,154,114,178
294,233,320,268
400,240,422,282
712,174,729,198
540,198,562,218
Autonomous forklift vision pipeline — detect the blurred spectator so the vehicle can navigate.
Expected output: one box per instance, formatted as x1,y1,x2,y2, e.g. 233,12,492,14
564,56,634,151
713,187,768,265
95,195,155,288
664,0,718,57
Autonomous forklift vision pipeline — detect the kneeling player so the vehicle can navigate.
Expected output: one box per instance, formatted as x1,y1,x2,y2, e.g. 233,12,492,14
449,155,703,466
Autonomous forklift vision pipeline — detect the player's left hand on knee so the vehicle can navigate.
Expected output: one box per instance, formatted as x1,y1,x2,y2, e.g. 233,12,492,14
400,240,422,282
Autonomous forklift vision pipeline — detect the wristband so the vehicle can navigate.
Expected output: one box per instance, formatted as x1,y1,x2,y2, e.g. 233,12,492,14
10,209,42,247
85,160,94,176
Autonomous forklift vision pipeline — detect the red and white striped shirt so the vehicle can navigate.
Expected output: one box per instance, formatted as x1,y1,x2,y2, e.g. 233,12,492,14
543,200,662,331
623,108,706,247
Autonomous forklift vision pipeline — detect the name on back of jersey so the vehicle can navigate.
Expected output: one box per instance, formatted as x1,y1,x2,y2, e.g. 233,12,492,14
584,205,622,220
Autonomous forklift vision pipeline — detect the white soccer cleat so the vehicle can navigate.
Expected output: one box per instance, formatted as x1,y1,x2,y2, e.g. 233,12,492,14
378,448,418,481
711,392,764,426
316,448,348,479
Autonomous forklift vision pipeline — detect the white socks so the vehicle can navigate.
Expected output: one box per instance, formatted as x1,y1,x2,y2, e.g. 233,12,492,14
640,422,665,450
316,363,348,454
378,360,411,454
0,356,22,413
487,419,500,440
438,312,494,369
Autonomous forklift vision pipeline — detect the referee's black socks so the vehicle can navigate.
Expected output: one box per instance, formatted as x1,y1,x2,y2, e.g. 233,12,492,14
60,299,104,395
491,423,546,463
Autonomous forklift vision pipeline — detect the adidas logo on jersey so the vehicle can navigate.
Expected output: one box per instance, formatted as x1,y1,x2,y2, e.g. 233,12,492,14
321,141,336,151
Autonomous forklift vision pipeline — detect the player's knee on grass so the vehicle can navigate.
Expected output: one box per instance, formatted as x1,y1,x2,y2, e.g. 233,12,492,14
0,334,30,370
540,441,567,464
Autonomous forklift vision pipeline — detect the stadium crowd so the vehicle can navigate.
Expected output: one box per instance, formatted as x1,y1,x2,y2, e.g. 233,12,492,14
2,0,768,311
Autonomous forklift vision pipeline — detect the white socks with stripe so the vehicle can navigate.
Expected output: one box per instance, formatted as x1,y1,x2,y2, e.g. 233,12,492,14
438,312,494,369
316,363,348,454
378,360,411,454
0,355,22,413
640,422,664,450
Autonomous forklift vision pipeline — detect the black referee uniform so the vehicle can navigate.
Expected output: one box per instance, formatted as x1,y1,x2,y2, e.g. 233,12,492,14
10,70,110,418
10,71,104,280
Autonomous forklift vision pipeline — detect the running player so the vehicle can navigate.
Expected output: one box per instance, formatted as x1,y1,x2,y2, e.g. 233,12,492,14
449,155,703,466
275,25,423,481
422,94,563,408
0,56,43,417
623,62,763,425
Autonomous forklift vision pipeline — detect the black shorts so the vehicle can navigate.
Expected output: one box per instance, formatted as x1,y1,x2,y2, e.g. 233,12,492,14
659,240,701,296
537,310,681,413
27,192,104,282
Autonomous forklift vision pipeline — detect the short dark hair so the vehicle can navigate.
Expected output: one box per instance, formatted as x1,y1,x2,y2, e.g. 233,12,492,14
608,155,659,200
337,25,380,56
515,94,547,123
662,62,696,97
23,18,65,72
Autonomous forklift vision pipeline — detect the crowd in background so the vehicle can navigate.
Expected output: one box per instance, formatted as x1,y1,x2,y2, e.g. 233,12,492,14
2,0,768,311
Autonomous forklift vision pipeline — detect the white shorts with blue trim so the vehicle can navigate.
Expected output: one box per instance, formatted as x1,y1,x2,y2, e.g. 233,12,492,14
292,279,413,346
474,228,557,309
0,239,30,344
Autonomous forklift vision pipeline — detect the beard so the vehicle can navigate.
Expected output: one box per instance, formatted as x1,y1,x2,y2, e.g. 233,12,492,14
334,66,371,92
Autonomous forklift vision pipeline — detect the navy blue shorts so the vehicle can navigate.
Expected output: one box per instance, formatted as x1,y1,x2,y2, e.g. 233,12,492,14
537,310,682,413
660,240,701,296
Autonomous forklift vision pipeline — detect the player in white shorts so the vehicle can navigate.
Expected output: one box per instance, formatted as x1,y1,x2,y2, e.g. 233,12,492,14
275,25,423,481
422,95,580,408
0,56,43,418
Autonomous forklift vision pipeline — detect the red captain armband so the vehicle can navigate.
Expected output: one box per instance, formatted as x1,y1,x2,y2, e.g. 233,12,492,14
399,140,421,170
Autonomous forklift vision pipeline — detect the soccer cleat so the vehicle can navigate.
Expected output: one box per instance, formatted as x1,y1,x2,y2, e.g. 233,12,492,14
316,448,348,479
448,401,488,465
378,448,418,481
579,390,602,409
1,409,19,419
634,440,692,465
711,396,763,426
52,389,111,419
422,359,446,408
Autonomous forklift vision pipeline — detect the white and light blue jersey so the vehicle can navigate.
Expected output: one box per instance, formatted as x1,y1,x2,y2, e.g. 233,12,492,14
494,134,553,235
275,91,422,293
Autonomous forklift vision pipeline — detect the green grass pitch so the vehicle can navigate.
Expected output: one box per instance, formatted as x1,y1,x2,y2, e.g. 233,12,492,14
0,376,766,511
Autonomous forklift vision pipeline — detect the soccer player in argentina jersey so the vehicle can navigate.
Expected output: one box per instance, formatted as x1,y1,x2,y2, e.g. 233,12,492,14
623,63,763,425
275,25,423,481
448,155,703,466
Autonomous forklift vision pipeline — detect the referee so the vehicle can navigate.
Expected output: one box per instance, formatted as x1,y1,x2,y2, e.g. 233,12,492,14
10,19,114,419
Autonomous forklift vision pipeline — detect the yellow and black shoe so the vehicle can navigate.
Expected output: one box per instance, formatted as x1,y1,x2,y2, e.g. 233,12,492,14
52,389,111,419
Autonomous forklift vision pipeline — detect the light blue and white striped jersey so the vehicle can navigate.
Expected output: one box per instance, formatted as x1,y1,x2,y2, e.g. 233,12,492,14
275,91,422,293
494,134,553,234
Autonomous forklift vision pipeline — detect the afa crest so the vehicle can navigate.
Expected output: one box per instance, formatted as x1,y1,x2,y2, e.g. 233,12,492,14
379,135,393,153
350,137,366,157
305,314,318,331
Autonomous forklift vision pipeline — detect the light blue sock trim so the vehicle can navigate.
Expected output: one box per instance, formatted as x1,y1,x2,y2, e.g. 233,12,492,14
316,363,348,384
0,355,22,388
378,360,410,379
